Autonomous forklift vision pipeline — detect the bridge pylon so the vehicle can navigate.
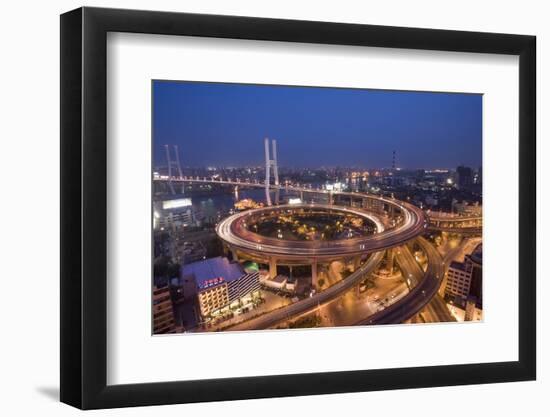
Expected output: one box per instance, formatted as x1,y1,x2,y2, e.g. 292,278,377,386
264,138,280,205
164,144,184,195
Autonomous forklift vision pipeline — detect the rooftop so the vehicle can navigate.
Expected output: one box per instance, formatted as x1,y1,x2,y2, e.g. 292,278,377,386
449,260,468,272
182,257,244,290
272,275,288,284
470,243,483,265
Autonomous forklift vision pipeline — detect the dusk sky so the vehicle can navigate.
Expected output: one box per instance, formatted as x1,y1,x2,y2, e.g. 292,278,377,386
153,81,482,169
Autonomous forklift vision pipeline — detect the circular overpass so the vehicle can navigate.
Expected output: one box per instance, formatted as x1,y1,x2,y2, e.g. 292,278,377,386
216,199,427,261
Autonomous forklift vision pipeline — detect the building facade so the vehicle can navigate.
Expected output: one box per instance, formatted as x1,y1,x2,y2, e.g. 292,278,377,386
445,244,483,309
446,260,474,300
182,257,261,319
153,285,179,334
197,281,230,317
153,195,197,230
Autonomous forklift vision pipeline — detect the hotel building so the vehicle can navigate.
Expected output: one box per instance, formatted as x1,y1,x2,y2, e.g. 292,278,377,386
181,257,261,318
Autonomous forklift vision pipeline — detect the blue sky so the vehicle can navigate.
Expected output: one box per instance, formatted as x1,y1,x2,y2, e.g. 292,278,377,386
153,81,482,169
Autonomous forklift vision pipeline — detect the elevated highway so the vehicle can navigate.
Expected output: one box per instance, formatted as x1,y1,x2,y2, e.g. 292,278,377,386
394,245,424,287
229,236,447,330
227,251,384,331
156,175,452,327
355,237,445,325
216,203,426,261
395,244,455,323
427,213,482,235
422,295,456,323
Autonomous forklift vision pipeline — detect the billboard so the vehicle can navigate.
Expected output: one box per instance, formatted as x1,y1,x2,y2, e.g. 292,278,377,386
162,198,192,210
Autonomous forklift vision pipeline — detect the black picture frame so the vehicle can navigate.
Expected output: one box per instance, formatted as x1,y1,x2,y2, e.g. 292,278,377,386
60,6,536,410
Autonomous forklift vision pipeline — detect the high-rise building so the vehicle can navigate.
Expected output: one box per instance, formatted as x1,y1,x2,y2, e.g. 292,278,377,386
153,195,196,230
474,166,482,185
456,165,473,189
446,260,473,300
445,244,482,307
153,285,179,334
468,244,483,307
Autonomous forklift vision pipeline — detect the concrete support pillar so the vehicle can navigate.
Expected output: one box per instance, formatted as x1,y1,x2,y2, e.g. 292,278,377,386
231,249,239,262
300,190,304,201
269,257,277,278
328,192,334,205
405,274,413,291
352,256,361,272
441,232,448,246
311,261,318,288
386,248,395,272
438,272,448,298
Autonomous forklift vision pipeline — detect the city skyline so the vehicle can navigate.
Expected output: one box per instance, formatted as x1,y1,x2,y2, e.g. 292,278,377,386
153,81,482,170
152,80,483,334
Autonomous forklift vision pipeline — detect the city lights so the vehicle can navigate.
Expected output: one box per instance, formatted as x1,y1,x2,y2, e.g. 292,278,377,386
151,81,482,334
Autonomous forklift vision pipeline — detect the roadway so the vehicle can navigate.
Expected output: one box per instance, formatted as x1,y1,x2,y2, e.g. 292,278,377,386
394,245,424,287
442,237,482,267
158,176,453,327
229,236,448,330
216,202,427,259
217,204,385,258
159,176,429,257
404,236,481,323
226,250,384,331
428,213,482,221
422,295,455,323
427,213,482,235
157,176,480,237
428,226,482,235
393,244,455,323
354,236,445,325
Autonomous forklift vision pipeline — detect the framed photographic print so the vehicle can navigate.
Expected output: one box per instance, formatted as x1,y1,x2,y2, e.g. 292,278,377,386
60,6,536,409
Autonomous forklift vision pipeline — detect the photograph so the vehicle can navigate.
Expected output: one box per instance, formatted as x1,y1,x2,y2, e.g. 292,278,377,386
1,0,542,413
151,81,483,334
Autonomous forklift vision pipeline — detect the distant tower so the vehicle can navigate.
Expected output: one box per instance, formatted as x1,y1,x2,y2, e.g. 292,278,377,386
456,165,473,190
264,138,280,206
392,150,396,170
164,144,184,195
